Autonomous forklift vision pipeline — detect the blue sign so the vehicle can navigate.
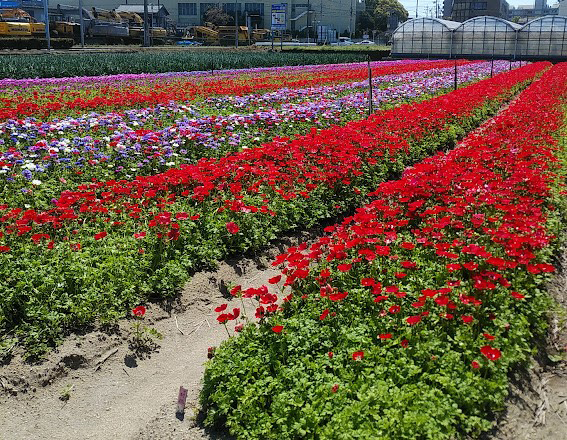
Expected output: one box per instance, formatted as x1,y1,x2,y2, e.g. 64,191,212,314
0,1,21,8
271,3,287,31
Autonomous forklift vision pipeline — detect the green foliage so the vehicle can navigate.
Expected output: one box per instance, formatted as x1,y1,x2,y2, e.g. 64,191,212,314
0,52,367,79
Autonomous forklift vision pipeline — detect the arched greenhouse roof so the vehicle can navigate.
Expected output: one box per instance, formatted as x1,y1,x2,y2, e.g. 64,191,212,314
456,16,522,31
392,17,461,34
520,15,567,30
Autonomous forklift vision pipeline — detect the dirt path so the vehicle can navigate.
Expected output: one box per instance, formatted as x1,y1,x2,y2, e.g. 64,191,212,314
0,229,318,440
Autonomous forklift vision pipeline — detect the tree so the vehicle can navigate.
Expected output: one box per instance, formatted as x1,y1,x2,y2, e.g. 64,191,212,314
358,0,408,33
374,0,408,31
204,7,234,26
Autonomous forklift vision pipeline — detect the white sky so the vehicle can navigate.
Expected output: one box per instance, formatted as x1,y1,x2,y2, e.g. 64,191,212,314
398,0,556,18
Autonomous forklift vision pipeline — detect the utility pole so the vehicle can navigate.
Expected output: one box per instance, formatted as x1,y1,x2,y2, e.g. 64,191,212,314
307,0,310,44
350,0,354,38
43,0,51,50
143,0,150,47
234,0,239,48
416,0,419,18
79,0,85,48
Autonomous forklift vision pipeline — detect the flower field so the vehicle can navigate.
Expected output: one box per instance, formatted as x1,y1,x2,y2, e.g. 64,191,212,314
0,60,544,358
201,63,567,438
0,55,565,438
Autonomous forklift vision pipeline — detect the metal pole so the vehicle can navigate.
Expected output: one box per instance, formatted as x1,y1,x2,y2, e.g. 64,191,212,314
307,0,310,44
246,12,251,46
367,57,373,116
234,0,238,48
43,0,51,50
78,0,85,48
280,31,283,50
490,58,494,77
416,0,419,18
143,0,150,47
454,59,457,90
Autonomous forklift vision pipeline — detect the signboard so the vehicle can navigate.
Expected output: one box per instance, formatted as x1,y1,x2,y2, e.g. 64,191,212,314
271,3,286,31
0,1,21,7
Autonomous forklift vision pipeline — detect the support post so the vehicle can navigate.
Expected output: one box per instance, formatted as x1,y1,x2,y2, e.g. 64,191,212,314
79,0,85,48
43,0,51,50
143,0,150,47
454,59,457,90
235,0,239,48
490,58,494,77
367,57,373,116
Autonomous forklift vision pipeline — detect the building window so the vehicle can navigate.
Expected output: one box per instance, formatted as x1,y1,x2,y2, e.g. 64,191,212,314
472,2,487,9
179,3,197,16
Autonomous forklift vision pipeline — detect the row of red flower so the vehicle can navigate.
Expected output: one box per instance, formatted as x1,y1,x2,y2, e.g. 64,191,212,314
0,60,473,120
201,62,567,439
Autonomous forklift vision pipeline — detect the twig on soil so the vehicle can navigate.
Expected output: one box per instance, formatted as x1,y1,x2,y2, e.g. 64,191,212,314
186,320,204,337
94,348,119,371
533,374,551,427
174,315,185,335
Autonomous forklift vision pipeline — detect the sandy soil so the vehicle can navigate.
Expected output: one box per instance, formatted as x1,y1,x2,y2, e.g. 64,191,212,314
0,228,319,440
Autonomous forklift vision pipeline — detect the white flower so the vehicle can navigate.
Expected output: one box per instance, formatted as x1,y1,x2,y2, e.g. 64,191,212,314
31,179,42,186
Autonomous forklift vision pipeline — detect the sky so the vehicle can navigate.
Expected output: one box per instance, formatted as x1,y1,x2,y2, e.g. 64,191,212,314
398,0,554,18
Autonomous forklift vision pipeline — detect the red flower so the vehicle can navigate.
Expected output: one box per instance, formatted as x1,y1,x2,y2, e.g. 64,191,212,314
329,291,348,301
471,360,480,369
234,323,244,332
328,351,334,359
272,325,284,333
319,309,330,321
401,339,409,348
337,263,352,272
94,231,107,240
226,222,239,234
406,315,422,326
379,333,392,340
480,345,502,361
331,384,339,393
483,333,495,340
217,314,229,324
462,315,474,324
132,305,146,317
511,291,525,300
361,278,375,286
215,304,227,313
268,275,282,284
352,351,364,361
389,305,401,314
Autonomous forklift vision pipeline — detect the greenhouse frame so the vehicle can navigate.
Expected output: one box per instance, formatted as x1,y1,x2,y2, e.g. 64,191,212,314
391,15,567,60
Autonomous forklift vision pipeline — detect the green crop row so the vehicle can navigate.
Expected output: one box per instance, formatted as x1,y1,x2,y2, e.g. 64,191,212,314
0,51,367,79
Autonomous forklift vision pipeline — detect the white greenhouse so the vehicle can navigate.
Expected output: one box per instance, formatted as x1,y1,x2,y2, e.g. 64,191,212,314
391,15,567,59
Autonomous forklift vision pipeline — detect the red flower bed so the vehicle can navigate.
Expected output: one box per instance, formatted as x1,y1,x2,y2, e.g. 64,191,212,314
201,63,567,439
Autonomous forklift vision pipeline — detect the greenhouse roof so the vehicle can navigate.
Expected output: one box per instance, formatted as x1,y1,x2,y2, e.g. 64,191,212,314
458,16,522,30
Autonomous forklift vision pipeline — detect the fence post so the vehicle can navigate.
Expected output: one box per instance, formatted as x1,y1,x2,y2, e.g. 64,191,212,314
490,58,494,78
454,60,458,91
368,56,373,116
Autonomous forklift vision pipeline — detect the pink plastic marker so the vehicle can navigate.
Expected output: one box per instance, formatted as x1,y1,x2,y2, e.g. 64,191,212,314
176,386,188,415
